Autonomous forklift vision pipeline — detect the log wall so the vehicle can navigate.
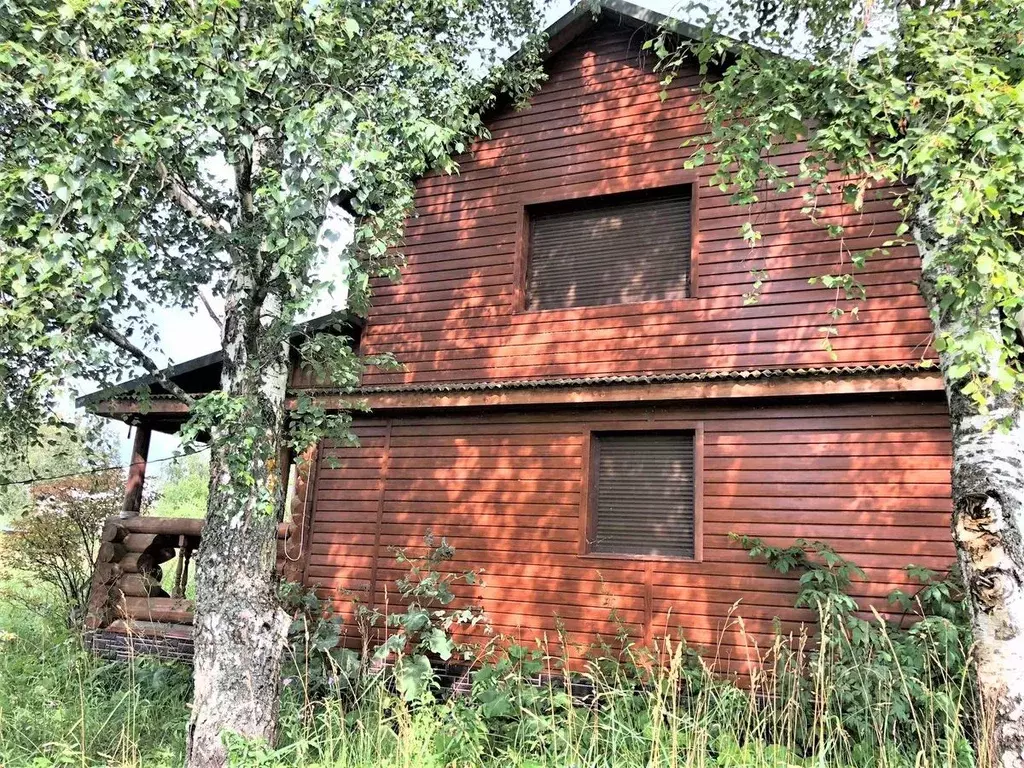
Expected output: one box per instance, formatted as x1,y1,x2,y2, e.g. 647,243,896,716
84,449,319,661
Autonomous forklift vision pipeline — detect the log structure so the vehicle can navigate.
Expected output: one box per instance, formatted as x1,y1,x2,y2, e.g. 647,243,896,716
85,513,304,659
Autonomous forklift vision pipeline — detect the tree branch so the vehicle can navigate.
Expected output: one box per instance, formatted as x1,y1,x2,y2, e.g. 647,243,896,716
90,320,197,407
155,160,229,236
197,290,224,332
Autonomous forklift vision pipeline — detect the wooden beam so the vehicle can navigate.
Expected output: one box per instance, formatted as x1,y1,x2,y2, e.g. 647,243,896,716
95,400,191,417
118,597,195,625
95,371,947,420
122,516,205,536
287,371,946,412
118,515,294,539
115,573,165,598
105,618,193,640
121,426,151,517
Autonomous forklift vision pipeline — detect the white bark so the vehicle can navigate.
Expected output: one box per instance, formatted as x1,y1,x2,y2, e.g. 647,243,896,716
185,267,291,767
918,211,1024,768
944,391,1024,768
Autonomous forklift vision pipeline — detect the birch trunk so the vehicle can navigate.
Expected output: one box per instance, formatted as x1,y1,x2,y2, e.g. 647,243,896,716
918,214,1024,768
184,273,291,767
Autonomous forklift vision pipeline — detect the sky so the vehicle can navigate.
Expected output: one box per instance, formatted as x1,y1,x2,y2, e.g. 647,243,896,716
90,0,685,469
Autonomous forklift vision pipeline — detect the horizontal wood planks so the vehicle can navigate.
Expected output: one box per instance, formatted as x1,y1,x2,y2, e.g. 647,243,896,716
304,396,955,668
341,20,933,389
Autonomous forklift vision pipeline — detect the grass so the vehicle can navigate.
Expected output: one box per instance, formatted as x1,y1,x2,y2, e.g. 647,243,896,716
0,589,984,768
0,533,984,767
0,598,189,766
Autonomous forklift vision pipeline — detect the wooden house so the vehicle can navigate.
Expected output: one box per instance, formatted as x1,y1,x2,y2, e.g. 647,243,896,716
81,0,953,667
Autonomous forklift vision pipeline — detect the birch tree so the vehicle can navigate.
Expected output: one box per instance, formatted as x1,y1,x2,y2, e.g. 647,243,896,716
655,0,1024,761
0,1,543,764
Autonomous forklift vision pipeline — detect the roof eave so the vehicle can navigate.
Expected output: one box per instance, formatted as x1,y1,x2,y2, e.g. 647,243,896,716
75,311,363,409
539,0,707,63
74,351,224,409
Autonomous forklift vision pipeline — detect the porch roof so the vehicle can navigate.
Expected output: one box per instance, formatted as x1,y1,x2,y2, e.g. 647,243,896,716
75,311,362,433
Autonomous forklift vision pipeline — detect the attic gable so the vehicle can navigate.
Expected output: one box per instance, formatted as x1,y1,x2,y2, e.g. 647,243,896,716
540,1,702,65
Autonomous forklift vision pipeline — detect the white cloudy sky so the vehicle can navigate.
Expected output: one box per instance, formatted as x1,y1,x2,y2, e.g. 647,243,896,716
93,0,686,467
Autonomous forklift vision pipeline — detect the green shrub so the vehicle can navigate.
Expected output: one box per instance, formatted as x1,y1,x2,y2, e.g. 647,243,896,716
278,579,360,705
0,472,120,628
359,534,490,701
730,533,975,767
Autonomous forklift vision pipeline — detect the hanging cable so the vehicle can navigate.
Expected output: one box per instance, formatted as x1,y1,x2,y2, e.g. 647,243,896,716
0,445,212,489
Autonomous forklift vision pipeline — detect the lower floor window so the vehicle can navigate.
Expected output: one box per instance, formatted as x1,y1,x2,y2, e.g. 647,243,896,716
589,430,698,559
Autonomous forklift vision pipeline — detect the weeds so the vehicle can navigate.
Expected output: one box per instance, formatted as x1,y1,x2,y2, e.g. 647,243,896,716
0,535,981,767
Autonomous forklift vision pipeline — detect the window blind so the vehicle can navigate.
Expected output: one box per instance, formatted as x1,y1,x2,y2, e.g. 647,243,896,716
591,431,696,558
526,187,692,311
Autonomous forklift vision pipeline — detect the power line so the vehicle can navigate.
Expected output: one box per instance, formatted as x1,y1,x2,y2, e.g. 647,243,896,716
0,446,211,489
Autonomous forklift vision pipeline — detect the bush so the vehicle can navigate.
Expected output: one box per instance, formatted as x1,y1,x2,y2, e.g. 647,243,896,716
362,534,490,701
278,579,360,705
0,471,120,628
728,534,976,766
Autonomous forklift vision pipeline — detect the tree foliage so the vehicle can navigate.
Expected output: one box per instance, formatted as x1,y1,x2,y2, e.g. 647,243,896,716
654,0,1024,408
0,1,546,758
0,0,546,453
149,452,209,519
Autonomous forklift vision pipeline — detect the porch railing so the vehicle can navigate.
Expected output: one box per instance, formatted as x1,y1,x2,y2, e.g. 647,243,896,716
85,516,301,644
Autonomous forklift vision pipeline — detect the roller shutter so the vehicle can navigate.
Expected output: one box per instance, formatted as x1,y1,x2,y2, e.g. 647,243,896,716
591,431,696,558
526,187,692,310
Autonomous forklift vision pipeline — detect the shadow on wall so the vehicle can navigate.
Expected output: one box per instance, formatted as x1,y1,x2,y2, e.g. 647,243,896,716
354,21,931,390
309,397,955,675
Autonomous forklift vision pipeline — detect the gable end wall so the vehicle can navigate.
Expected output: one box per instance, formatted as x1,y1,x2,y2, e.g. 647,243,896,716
342,21,932,391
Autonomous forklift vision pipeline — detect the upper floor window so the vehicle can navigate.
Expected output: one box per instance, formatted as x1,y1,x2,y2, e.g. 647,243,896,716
588,430,698,559
524,186,693,311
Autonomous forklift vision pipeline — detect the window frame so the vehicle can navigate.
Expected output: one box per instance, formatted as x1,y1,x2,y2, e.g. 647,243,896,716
579,420,705,563
512,169,701,314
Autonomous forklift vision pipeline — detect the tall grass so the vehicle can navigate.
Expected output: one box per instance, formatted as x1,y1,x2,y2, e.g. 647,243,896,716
0,535,982,768
0,600,189,766
240,606,978,768
0,604,979,767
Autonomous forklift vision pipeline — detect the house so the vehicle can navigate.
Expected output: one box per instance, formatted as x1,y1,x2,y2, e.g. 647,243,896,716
80,0,954,668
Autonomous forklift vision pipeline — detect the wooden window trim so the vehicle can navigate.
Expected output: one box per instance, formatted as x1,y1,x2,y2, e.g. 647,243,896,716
512,168,702,314
578,420,704,563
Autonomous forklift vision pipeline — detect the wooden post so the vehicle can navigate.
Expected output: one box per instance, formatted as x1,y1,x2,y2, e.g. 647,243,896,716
121,425,151,518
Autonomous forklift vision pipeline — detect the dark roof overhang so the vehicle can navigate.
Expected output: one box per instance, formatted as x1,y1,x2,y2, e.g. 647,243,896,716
540,0,705,63
75,311,363,421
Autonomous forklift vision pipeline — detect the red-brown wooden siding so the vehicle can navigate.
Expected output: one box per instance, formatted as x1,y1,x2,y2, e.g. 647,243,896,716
304,396,954,669
333,21,933,391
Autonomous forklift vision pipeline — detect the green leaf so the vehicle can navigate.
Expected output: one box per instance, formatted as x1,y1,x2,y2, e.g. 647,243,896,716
395,654,434,701
425,628,454,660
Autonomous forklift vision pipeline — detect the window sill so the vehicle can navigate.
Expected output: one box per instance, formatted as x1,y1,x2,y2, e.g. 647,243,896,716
577,552,702,565
512,296,700,319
